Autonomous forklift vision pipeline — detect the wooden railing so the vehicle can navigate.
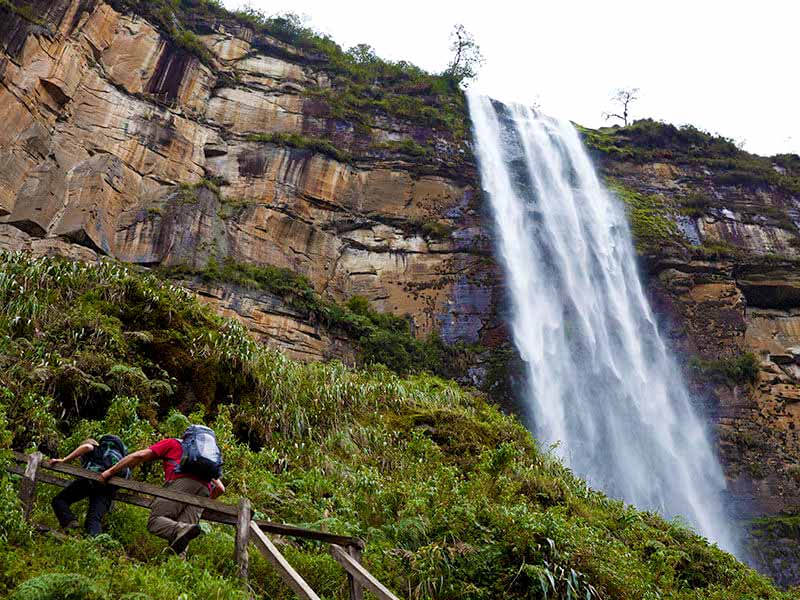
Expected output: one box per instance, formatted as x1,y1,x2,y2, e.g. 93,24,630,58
8,451,399,600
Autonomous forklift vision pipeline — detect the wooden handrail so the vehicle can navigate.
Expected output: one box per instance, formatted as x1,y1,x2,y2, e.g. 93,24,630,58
7,451,402,600
8,452,363,547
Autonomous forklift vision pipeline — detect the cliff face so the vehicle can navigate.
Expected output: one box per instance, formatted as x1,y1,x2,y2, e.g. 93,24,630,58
0,0,504,364
584,123,800,584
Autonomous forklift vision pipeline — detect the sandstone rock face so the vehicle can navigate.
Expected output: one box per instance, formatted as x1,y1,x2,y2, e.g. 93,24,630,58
0,0,503,358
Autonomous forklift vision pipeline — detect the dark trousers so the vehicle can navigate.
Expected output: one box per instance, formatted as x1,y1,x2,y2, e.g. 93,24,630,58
51,479,115,536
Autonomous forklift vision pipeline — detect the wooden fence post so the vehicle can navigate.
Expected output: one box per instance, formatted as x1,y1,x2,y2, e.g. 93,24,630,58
347,544,364,600
235,497,251,582
19,452,43,522
330,544,399,600
249,522,321,600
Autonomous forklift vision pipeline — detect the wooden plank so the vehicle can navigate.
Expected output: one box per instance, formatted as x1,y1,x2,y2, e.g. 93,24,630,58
202,508,362,546
330,544,399,600
12,451,237,516
235,498,251,582
20,452,43,521
249,521,321,600
9,464,70,488
254,520,363,548
347,545,364,600
8,452,363,546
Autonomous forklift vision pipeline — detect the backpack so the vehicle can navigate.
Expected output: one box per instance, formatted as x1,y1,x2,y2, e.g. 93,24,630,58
175,425,223,481
83,434,131,478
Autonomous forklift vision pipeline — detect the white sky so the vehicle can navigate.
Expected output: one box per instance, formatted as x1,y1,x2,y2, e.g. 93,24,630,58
222,0,799,157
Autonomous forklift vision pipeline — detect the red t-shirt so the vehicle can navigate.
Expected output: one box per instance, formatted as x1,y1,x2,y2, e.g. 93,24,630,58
149,438,212,492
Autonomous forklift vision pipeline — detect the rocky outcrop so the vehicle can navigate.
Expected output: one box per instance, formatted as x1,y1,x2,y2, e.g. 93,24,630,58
0,0,504,359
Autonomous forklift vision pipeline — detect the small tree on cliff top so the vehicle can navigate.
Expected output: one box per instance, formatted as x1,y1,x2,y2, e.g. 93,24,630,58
444,24,485,87
603,87,640,126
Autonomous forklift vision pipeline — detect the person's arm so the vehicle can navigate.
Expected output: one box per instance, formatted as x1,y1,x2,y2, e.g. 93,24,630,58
49,442,96,466
210,478,225,499
99,448,157,483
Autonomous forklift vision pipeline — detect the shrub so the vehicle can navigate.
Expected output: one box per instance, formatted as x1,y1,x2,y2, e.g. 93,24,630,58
246,133,352,164
9,573,106,600
689,353,760,386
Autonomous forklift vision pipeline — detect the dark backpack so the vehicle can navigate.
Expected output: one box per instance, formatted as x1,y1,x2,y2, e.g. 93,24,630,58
83,435,131,478
175,425,223,481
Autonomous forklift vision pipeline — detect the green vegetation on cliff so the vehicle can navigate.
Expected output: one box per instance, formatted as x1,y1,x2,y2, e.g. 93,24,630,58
0,0,41,24
608,181,683,256
105,0,468,148
689,353,761,386
246,132,353,163
161,258,453,376
0,253,792,599
582,119,800,195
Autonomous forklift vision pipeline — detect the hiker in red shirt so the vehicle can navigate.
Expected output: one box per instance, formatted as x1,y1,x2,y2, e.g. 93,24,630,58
100,426,225,554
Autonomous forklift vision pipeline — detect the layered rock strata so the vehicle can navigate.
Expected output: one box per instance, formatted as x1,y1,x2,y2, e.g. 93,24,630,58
0,0,504,361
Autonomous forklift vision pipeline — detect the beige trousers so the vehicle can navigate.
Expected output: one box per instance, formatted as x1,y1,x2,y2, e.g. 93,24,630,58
147,478,209,542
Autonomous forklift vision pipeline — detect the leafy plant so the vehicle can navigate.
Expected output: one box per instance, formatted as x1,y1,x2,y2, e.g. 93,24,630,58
689,353,760,386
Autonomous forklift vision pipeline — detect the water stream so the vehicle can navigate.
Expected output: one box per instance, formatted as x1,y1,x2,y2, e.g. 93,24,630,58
468,94,737,553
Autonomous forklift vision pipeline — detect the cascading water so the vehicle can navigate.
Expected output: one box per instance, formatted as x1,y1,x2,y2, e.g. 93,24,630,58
468,94,737,553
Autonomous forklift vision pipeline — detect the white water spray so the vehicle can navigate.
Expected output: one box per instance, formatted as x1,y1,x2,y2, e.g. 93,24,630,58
468,94,736,553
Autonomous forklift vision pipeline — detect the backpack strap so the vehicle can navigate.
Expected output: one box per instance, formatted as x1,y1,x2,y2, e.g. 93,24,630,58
164,438,183,467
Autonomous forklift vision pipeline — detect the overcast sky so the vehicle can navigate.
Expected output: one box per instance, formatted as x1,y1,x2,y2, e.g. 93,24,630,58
222,0,798,157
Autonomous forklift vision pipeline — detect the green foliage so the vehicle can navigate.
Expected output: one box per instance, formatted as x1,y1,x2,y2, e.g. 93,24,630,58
0,253,790,599
581,119,800,195
404,217,454,240
678,190,712,218
162,259,452,376
0,0,42,24
608,181,683,255
689,353,760,386
225,7,468,141
171,29,213,65
175,179,221,206
9,573,106,600
693,239,742,260
371,139,435,160
107,0,220,66
0,472,30,546
442,24,485,87
246,132,352,163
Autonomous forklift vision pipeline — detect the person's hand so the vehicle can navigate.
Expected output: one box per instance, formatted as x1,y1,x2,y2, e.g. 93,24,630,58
49,458,64,466
98,469,113,484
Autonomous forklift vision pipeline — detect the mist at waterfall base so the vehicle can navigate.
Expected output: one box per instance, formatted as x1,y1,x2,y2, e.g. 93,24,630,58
468,94,738,554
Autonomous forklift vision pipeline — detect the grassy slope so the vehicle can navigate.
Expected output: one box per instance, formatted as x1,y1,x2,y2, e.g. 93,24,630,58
0,253,791,600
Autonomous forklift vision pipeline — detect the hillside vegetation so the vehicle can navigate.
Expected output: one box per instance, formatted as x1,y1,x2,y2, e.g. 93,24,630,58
0,252,791,599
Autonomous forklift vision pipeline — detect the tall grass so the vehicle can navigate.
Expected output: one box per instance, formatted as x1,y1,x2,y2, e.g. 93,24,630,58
0,253,792,599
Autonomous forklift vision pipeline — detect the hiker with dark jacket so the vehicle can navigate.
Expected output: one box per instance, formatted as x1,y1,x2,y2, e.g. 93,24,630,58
50,435,129,536
99,425,225,554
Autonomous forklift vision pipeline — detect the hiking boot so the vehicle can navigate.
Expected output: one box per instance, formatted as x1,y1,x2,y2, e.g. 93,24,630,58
169,524,204,555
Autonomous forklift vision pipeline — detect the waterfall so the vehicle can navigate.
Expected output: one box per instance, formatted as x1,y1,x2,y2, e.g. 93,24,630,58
468,94,737,553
